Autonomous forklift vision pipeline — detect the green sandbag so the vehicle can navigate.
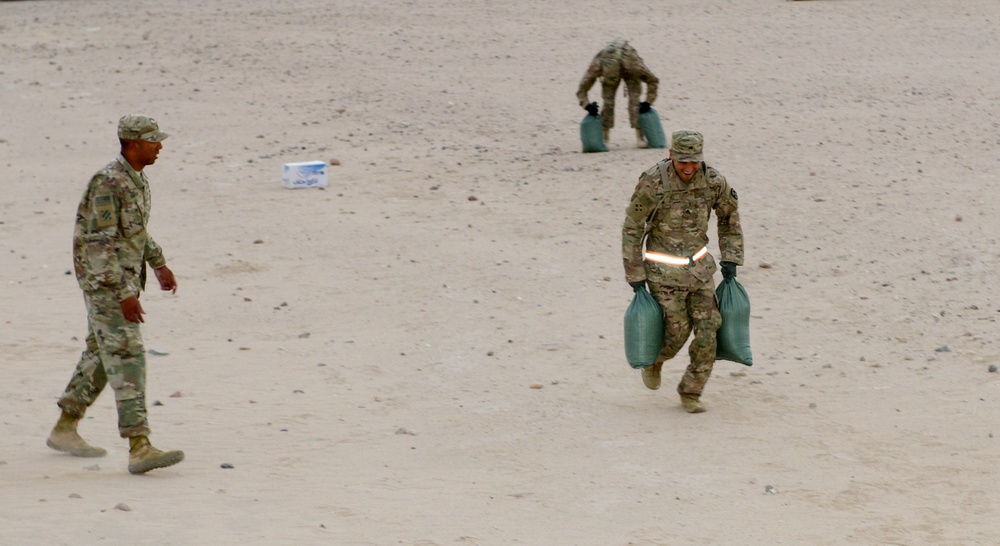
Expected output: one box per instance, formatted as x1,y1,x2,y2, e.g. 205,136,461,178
580,113,608,153
715,277,753,366
624,285,663,369
637,108,666,149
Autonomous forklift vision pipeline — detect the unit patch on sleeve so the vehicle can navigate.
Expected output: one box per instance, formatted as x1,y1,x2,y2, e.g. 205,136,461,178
94,195,116,228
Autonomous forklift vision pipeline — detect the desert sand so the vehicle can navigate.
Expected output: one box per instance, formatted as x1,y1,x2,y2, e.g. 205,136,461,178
2,0,999,544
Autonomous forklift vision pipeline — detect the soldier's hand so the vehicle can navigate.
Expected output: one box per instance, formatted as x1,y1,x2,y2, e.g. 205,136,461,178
629,280,646,293
585,102,600,116
639,101,651,114
120,296,145,323
721,262,737,281
154,265,178,294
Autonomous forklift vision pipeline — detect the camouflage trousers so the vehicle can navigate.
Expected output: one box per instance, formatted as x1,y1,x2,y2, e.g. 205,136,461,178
599,77,643,131
646,279,722,398
57,290,149,438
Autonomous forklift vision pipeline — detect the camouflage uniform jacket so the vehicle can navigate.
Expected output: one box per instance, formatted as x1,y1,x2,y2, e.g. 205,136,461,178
576,41,659,105
622,160,743,288
73,154,166,301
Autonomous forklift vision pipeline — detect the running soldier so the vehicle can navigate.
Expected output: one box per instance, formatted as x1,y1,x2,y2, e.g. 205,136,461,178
622,130,744,413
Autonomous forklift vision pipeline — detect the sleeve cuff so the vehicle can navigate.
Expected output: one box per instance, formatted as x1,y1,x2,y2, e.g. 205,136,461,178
148,255,167,269
117,286,135,302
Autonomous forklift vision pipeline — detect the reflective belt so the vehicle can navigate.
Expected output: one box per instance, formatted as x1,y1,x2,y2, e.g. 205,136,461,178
643,246,708,267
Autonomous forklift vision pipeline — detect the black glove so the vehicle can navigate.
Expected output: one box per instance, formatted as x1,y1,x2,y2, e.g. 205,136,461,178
629,280,646,293
638,101,651,114
721,262,737,281
585,102,600,116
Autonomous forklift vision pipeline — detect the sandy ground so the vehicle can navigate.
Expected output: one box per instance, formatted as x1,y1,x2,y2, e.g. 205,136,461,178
2,0,1000,544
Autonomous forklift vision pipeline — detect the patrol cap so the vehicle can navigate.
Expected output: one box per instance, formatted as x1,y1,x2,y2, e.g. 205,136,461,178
605,38,627,51
118,115,169,142
670,130,703,162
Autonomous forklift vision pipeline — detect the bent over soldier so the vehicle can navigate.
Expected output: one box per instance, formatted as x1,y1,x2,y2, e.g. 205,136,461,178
576,39,660,147
622,130,744,413
48,114,185,474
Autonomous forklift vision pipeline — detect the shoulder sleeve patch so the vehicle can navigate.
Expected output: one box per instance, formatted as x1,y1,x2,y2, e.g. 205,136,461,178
94,194,116,229
626,192,655,223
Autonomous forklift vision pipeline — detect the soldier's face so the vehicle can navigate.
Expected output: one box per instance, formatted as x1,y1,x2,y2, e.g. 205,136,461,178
133,139,163,168
671,157,700,182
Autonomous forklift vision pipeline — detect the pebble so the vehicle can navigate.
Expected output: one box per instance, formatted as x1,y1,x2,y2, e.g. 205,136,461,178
148,349,169,356
220,463,234,469
69,493,82,499
115,502,131,511
765,485,778,494
989,365,997,373
935,346,950,353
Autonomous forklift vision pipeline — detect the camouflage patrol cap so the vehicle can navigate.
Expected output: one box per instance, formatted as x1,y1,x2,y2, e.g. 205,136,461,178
118,115,169,142
670,130,703,162
606,38,628,51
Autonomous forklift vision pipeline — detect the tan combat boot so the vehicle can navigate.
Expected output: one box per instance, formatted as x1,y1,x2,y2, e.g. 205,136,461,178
635,128,648,148
46,411,107,457
680,395,706,414
128,436,184,474
641,363,661,390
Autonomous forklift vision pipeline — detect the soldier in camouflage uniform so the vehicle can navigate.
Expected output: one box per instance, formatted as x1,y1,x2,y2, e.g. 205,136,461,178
622,130,744,413
47,115,185,474
576,39,660,147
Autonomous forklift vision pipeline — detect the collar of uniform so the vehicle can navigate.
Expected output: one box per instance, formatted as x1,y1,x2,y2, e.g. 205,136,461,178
116,153,147,188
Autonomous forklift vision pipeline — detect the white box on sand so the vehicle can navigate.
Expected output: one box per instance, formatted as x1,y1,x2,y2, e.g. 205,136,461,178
282,160,327,189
